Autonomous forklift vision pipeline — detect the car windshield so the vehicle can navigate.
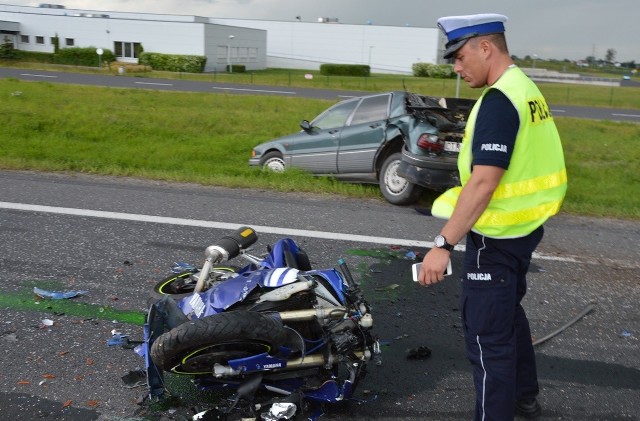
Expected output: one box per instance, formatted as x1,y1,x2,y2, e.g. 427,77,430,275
312,100,359,130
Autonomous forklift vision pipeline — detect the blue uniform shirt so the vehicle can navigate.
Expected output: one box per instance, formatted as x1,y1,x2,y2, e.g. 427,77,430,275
471,88,519,170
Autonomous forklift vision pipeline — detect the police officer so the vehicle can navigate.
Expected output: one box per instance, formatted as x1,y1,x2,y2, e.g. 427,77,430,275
417,13,568,420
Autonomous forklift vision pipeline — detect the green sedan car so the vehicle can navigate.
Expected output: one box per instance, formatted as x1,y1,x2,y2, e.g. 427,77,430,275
249,91,472,205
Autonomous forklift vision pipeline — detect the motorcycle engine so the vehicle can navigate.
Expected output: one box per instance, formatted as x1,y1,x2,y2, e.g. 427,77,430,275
332,330,361,354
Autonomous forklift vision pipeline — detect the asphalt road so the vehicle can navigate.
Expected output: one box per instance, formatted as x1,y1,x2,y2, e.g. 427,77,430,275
0,170,639,421
1,67,640,123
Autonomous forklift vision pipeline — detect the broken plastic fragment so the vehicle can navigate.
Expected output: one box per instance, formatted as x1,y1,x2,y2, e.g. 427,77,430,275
172,261,197,273
261,402,297,420
620,329,632,338
193,407,228,420
33,287,88,300
108,333,143,349
405,250,417,260
41,319,54,327
108,334,129,346
133,343,145,357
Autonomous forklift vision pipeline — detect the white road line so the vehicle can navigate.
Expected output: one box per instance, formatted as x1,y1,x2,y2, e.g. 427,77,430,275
212,87,296,95
20,73,57,78
0,201,578,263
612,113,640,118
550,109,566,113
134,81,174,86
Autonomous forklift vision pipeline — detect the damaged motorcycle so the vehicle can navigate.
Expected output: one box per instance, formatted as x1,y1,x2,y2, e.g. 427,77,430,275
142,226,378,419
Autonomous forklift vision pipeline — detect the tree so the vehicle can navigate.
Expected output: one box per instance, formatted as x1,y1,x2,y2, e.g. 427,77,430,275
605,48,616,64
52,33,59,53
0,36,17,59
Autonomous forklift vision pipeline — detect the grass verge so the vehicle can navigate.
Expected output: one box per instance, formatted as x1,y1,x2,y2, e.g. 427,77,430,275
0,78,638,220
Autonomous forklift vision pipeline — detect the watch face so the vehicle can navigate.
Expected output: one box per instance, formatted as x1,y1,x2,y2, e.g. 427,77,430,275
435,235,445,247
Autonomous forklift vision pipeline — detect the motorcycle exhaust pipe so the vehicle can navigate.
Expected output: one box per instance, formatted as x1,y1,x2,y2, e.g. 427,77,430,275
278,307,348,322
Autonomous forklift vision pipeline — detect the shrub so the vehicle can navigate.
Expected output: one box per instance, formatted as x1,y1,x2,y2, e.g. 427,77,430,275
320,64,370,77
13,50,55,62
412,62,455,78
226,64,246,73
54,47,116,67
139,52,206,73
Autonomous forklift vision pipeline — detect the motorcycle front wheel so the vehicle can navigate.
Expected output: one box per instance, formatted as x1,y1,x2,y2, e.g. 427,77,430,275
150,310,289,374
149,265,239,301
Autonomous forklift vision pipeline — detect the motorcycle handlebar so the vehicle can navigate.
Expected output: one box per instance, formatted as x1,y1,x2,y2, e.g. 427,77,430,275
211,226,258,262
195,227,258,293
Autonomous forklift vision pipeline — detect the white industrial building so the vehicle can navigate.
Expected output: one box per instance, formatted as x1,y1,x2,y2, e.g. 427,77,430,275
0,3,443,74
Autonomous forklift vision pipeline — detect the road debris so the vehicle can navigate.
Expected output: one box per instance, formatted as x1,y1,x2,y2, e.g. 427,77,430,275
406,346,432,360
33,286,89,300
261,402,297,420
40,319,54,328
533,301,597,346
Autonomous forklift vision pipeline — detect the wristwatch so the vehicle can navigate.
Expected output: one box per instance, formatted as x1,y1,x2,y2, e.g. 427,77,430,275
434,234,454,251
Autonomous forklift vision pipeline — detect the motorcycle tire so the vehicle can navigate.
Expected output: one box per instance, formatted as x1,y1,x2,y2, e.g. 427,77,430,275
149,265,239,301
150,310,289,374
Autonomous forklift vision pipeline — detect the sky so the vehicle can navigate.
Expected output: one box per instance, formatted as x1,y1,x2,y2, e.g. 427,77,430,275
8,0,639,63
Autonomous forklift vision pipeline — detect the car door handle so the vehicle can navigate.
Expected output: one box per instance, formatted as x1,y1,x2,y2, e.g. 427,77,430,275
369,123,382,128
328,129,339,135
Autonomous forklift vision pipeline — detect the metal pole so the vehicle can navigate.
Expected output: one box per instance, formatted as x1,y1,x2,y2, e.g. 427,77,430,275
227,35,235,73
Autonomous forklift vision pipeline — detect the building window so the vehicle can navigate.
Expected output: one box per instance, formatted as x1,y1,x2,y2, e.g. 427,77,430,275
36,36,45,44
65,38,74,46
216,45,229,63
20,35,29,43
114,41,142,59
50,37,56,44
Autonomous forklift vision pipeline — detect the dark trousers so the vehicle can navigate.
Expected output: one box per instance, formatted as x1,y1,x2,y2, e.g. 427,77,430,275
461,226,543,421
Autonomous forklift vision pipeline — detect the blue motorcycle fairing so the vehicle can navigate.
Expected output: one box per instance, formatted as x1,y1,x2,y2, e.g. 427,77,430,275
227,351,289,373
262,238,303,268
301,269,347,304
177,267,348,319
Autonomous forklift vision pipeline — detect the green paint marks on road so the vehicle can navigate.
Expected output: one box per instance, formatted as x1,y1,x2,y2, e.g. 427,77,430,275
346,248,407,260
0,291,146,325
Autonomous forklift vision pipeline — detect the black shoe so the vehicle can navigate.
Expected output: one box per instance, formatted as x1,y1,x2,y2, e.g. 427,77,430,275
515,398,542,419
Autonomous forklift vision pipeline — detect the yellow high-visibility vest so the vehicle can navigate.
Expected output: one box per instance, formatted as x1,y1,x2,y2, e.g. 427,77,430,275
432,66,567,238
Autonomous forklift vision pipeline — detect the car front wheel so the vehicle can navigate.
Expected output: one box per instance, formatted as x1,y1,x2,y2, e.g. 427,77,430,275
379,152,422,205
260,151,286,172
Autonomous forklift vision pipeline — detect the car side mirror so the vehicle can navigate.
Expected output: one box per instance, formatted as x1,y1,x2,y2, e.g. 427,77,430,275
300,120,312,131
